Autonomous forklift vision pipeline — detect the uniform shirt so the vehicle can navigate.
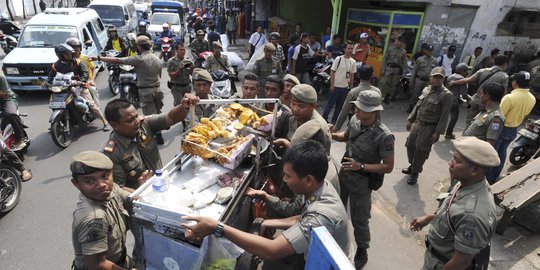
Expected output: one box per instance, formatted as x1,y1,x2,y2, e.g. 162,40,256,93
342,118,394,193
426,181,497,265
79,54,96,80
103,114,169,188
253,57,282,86
287,110,332,154
194,94,220,122
411,55,438,81
438,54,455,77
408,85,453,134
463,103,504,141
122,51,162,88
167,56,192,84
190,39,210,54
248,32,268,51
382,46,407,74
203,54,235,75
353,43,370,63
263,102,291,139
463,54,478,75
281,180,352,257
331,55,356,88
470,66,509,106
334,81,381,130
447,73,469,106
266,194,305,217
272,44,285,62
72,184,130,269
0,74,17,102
500,88,536,127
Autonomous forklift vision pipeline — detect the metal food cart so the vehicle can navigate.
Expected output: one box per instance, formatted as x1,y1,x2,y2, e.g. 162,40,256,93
127,99,278,270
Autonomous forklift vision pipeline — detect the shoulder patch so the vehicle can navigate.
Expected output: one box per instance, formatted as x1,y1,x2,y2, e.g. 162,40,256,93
104,140,116,153
490,121,500,130
85,219,107,242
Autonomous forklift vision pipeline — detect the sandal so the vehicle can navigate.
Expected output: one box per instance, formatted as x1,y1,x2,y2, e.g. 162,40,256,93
21,169,33,182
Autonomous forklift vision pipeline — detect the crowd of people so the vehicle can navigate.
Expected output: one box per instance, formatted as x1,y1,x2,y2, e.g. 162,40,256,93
1,12,533,270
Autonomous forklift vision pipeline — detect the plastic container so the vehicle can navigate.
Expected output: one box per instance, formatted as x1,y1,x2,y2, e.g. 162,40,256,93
152,170,167,192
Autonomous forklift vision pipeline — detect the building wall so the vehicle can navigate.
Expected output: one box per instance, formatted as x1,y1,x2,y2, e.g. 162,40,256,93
278,0,333,38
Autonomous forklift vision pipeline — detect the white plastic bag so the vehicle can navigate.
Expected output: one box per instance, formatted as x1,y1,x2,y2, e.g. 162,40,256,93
191,235,244,270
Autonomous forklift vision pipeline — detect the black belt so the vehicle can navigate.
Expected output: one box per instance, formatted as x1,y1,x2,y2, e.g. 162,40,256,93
415,75,429,81
169,82,190,87
428,246,449,264
416,119,438,126
139,85,159,89
387,63,400,68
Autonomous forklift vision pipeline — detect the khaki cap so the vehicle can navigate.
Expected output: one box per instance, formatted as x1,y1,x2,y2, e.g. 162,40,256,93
352,90,383,112
70,151,113,175
264,43,276,52
284,74,300,86
136,35,152,45
213,41,223,48
454,137,500,167
430,67,446,77
196,30,205,36
192,68,213,83
291,84,317,104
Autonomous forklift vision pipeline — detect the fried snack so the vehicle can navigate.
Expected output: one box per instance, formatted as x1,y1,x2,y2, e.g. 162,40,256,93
216,136,248,164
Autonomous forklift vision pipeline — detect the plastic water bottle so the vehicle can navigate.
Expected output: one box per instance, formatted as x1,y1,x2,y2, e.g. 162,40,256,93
152,170,167,192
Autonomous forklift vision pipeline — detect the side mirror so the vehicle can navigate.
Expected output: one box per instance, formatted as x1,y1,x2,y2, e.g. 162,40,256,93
125,14,129,21
143,12,148,20
84,40,93,47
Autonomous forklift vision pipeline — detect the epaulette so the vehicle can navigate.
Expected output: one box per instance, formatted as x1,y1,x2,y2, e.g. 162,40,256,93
104,140,116,153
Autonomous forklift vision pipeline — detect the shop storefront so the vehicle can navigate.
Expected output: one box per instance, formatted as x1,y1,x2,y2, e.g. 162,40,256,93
345,9,424,77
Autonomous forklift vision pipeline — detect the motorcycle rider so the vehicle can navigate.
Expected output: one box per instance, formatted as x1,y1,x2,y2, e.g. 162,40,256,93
193,16,206,33
0,139,32,181
125,33,138,57
204,41,236,93
66,37,101,108
104,25,127,56
190,29,210,56
0,74,27,151
159,23,174,60
48,44,110,131
137,21,152,40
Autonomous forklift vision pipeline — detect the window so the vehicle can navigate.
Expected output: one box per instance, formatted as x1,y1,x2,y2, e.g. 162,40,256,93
82,27,91,43
89,5,125,27
497,9,540,38
19,25,77,48
92,18,105,34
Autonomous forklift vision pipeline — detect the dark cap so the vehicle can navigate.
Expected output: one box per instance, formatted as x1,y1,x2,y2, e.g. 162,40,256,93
196,30,205,36
511,71,531,86
426,45,434,51
430,67,446,77
300,32,310,39
70,151,113,176
192,68,213,83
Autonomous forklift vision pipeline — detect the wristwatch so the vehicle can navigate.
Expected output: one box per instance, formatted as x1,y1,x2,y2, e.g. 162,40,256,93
97,55,101,61
213,222,225,238
359,162,366,171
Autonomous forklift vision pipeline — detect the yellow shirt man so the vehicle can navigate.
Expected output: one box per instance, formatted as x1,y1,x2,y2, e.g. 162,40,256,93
500,88,536,127
112,39,122,52
79,54,96,81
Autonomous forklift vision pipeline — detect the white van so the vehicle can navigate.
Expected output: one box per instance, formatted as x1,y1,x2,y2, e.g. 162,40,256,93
2,8,108,91
88,0,138,38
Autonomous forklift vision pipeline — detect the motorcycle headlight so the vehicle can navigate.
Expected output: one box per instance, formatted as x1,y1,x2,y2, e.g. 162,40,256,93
5,67,19,75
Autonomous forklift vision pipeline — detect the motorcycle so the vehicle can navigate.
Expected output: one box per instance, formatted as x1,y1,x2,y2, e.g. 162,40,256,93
210,70,233,98
509,119,540,166
311,58,333,95
103,50,121,96
0,32,17,54
118,64,139,105
0,139,22,213
47,72,96,148
160,36,174,62
0,109,30,160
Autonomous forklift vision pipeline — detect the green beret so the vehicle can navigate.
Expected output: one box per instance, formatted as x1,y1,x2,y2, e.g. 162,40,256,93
70,151,113,175
454,137,500,167
291,84,317,104
192,68,213,83
430,67,446,77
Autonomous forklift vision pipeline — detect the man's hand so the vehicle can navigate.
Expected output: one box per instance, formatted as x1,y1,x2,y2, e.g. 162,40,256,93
273,138,291,150
328,124,336,133
341,157,361,171
410,214,435,231
448,81,455,87
181,93,200,109
137,170,153,186
182,215,218,240
245,187,268,200
431,132,440,143
329,85,335,93
406,121,412,131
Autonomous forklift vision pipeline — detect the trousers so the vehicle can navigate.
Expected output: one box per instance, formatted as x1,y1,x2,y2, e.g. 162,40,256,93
485,127,517,183
170,85,191,106
446,105,460,135
79,88,104,120
339,171,372,249
139,87,163,115
406,123,436,173
323,87,349,124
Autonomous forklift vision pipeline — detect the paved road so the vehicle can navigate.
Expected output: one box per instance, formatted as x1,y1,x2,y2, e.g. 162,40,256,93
0,48,538,269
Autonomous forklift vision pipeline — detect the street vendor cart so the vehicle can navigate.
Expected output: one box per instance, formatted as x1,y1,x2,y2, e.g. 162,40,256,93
128,99,279,270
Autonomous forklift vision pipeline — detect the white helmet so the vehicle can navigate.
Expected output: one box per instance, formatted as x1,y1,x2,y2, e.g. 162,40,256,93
162,23,169,28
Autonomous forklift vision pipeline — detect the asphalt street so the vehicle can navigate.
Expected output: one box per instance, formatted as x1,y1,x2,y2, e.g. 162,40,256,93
0,47,538,269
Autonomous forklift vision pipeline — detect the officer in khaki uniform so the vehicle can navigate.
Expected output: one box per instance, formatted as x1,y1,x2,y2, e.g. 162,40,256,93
203,41,235,75
94,36,164,116
182,141,352,266
102,95,198,190
253,43,283,97
379,35,408,104
411,137,498,270
70,151,134,270
409,44,438,112
404,67,453,185
274,84,339,193
192,68,219,122
281,74,300,110
463,82,506,144
331,90,394,269
189,30,210,55
167,43,194,106
449,55,509,129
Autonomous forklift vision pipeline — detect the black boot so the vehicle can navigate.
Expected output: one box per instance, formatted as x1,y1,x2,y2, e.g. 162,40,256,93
354,248,368,270
402,166,412,174
407,173,419,185
155,132,164,145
